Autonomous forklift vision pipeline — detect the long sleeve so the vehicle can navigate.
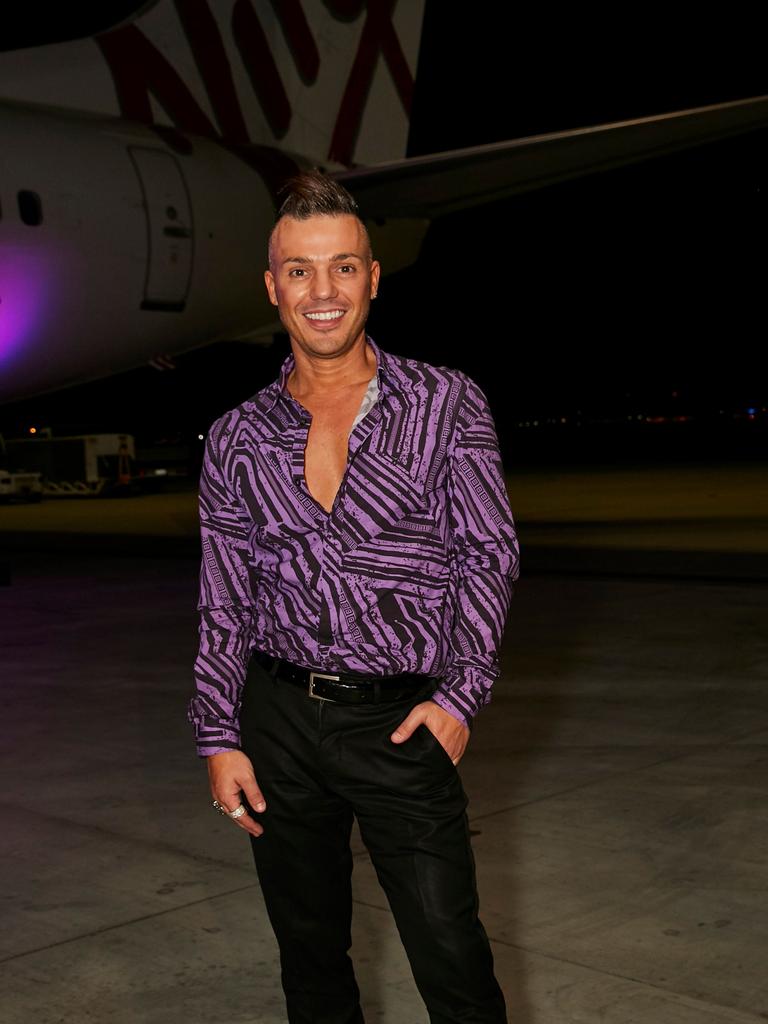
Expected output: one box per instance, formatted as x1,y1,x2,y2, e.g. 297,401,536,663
187,416,256,757
430,376,520,729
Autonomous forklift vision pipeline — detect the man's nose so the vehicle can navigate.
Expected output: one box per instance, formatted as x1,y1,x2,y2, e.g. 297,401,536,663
310,267,337,300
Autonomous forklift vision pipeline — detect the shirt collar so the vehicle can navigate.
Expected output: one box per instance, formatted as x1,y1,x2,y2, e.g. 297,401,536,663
266,334,391,413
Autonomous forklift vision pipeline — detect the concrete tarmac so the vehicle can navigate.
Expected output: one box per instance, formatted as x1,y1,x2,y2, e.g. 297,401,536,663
1,463,767,1022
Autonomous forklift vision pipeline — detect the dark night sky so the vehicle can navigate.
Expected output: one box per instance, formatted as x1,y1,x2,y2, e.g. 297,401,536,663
1,2,766,464
380,5,768,461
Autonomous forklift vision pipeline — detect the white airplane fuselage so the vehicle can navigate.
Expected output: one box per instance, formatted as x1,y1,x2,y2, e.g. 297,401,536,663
1,99,282,399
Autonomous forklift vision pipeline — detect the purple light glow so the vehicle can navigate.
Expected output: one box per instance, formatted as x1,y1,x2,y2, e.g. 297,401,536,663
0,252,49,367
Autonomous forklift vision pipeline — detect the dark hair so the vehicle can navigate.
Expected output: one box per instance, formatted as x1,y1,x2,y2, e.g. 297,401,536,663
268,170,371,266
275,170,359,221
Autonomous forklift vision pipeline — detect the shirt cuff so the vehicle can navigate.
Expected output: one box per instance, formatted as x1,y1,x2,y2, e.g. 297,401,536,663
190,718,241,758
430,691,474,731
430,665,497,730
196,742,241,759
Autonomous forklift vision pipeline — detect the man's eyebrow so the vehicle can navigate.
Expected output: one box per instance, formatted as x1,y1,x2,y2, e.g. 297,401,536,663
281,252,365,266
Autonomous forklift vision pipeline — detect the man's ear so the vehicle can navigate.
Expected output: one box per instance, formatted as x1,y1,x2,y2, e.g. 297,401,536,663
370,259,381,298
264,269,278,306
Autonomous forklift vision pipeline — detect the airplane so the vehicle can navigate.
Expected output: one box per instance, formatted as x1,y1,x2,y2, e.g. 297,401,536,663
2,0,768,405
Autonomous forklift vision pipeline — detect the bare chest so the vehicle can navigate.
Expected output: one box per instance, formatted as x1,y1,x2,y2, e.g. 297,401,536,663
300,389,370,513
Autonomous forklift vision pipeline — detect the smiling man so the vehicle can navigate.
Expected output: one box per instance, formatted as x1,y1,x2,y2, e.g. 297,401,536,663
189,171,520,1023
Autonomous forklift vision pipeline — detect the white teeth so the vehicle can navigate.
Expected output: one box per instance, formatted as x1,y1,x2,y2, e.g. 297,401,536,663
305,310,344,321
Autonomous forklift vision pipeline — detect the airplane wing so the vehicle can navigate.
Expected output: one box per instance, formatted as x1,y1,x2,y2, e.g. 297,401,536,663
335,94,768,219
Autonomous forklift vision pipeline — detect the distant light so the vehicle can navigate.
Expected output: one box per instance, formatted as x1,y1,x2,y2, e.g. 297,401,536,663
747,407,756,415
29,426,37,434
198,434,204,440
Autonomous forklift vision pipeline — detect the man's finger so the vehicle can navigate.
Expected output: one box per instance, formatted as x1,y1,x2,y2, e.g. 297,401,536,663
391,704,428,743
230,808,264,837
212,791,264,837
233,809,264,837
239,773,267,814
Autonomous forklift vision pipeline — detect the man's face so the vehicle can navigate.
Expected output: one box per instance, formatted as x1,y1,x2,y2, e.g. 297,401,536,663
264,214,380,360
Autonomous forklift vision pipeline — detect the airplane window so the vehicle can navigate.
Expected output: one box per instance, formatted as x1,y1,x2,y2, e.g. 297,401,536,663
18,191,42,226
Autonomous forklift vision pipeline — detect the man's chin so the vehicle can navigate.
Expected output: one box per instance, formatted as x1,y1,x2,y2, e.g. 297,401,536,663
293,326,365,356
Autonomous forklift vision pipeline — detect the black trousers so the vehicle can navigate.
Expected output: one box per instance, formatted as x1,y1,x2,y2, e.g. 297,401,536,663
239,655,507,1024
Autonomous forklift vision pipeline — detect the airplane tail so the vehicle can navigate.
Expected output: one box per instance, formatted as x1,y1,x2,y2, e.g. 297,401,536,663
0,1,427,169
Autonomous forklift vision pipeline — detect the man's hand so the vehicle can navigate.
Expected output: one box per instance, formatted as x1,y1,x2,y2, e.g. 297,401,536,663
390,701,470,765
207,750,267,837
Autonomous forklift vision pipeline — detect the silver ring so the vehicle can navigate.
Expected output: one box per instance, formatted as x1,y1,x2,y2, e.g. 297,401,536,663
212,799,247,820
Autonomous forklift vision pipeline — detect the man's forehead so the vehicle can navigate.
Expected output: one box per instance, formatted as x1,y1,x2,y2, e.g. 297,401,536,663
270,214,368,260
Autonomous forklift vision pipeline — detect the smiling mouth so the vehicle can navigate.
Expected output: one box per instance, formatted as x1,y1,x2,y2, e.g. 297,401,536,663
304,309,346,322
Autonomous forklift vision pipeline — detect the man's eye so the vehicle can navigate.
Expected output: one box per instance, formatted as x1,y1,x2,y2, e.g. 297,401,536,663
288,268,306,278
338,265,355,273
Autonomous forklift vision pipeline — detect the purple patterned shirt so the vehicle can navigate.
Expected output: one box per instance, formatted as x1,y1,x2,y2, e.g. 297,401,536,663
188,337,520,756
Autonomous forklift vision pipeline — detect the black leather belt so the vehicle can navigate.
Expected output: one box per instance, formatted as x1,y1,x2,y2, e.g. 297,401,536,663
253,650,434,705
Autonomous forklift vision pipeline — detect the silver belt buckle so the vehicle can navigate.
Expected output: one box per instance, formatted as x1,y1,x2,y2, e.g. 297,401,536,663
308,671,340,700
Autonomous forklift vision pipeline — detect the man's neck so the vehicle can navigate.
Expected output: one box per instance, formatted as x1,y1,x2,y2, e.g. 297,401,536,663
288,335,377,400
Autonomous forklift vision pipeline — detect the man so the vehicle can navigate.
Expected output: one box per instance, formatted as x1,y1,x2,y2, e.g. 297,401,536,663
188,171,520,1024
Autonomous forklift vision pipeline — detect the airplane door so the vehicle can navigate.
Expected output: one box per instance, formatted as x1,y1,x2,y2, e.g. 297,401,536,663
128,148,193,312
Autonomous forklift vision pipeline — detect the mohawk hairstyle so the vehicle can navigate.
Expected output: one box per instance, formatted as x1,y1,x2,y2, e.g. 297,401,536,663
275,170,359,221
268,169,372,267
